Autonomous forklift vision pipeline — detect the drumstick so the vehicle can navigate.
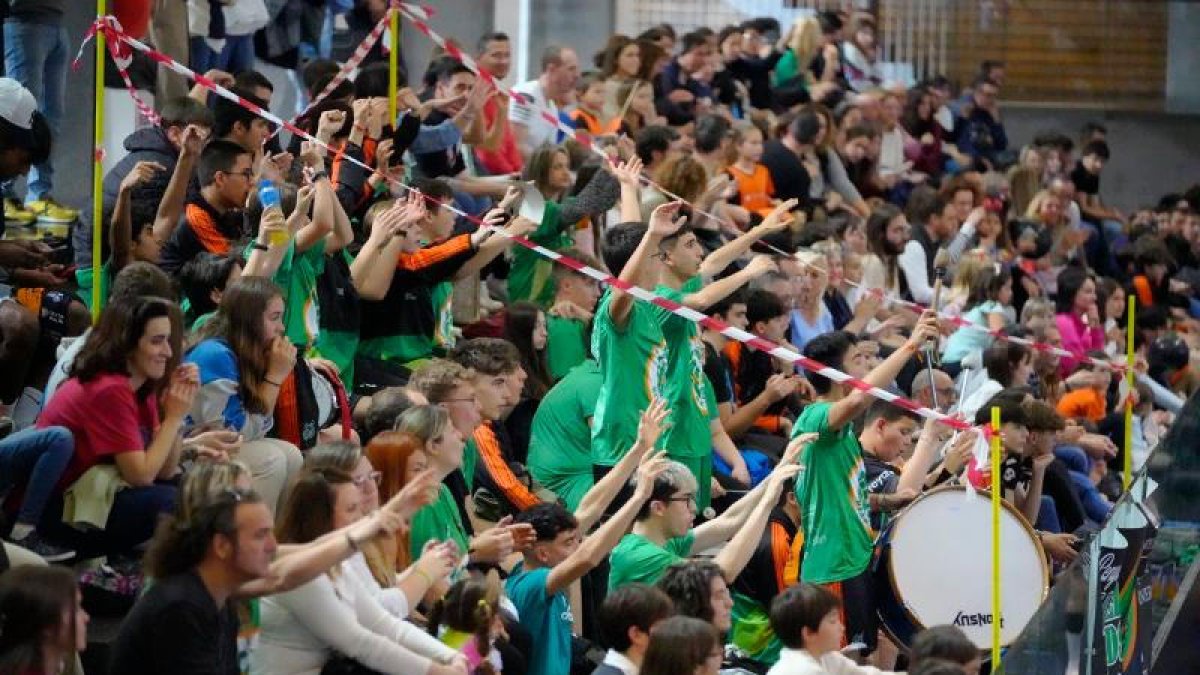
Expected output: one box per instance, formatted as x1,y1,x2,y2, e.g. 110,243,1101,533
924,248,950,409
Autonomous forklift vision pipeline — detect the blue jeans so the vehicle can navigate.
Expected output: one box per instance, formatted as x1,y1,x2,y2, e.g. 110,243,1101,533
0,426,73,526
42,482,177,557
190,34,255,76
3,19,68,201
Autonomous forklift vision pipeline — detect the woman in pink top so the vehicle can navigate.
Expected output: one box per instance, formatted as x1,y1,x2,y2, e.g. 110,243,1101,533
1054,266,1104,376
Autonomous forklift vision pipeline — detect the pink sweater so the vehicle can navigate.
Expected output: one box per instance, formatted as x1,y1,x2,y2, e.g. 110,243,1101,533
1055,312,1104,376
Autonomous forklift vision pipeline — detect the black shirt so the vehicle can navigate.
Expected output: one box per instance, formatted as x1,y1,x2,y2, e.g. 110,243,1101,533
703,340,735,406
159,196,246,274
863,453,901,531
761,140,813,211
1070,162,1100,197
108,571,239,675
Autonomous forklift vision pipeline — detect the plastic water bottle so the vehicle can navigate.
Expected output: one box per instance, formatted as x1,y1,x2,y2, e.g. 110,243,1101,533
258,180,288,246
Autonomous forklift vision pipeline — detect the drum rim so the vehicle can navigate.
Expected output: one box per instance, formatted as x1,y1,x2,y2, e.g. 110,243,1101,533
880,483,1050,649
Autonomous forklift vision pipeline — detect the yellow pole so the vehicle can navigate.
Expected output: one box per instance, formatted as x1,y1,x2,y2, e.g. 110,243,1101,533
1123,294,1136,491
91,0,107,319
990,406,1003,669
388,5,400,125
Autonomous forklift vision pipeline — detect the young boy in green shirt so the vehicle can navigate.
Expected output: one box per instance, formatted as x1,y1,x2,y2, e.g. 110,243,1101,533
608,433,808,591
790,313,938,656
527,359,602,511
544,249,602,381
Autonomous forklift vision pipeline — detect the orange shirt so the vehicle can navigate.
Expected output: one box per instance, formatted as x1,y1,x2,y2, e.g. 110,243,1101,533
570,108,622,136
1056,386,1107,422
727,162,776,216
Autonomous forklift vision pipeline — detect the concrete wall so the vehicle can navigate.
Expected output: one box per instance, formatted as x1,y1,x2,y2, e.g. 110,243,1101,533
1002,106,1200,212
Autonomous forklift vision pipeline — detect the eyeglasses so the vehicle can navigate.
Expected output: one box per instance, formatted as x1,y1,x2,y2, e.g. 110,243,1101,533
664,493,696,506
354,471,382,488
221,169,255,180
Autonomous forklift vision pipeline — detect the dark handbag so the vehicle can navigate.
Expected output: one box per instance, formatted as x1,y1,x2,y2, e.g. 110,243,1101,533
320,654,385,675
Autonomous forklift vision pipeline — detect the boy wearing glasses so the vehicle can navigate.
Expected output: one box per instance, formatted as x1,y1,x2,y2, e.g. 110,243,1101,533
159,139,253,273
608,437,807,591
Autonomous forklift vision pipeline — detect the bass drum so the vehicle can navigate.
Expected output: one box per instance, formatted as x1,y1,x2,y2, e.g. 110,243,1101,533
874,485,1050,649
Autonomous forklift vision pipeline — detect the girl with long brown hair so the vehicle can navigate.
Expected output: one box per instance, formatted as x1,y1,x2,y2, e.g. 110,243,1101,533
185,276,304,515
0,566,87,675
38,296,197,556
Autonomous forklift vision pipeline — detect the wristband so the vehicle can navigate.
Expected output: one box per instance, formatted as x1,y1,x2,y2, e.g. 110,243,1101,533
264,377,283,387
250,242,269,252
412,565,434,586
309,170,329,183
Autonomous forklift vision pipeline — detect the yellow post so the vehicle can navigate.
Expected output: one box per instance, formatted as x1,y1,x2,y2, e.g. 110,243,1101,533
990,406,1003,670
91,0,107,319
1123,294,1136,491
388,4,400,125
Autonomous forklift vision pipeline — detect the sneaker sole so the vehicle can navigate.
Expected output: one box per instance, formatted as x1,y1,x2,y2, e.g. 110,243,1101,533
38,549,77,563
34,214,76,224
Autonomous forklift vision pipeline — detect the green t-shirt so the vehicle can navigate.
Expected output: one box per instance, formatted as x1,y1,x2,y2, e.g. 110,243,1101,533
528,360,601,511
791,401,873,584
508,200,574,307
430,280,455,353
75,263,112,313
409,484,470,561
608,531,696,589
462,436,479,492
545,315,588,381
654,278,713,459
730,591,782,665
272,239,326,348
505,564,573,675
590,288,668,466
312,329,358,388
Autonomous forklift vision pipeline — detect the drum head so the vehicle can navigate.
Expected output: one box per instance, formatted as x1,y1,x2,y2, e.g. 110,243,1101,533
885,486,1049,648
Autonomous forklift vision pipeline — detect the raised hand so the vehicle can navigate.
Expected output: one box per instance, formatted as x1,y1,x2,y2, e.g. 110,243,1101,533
180,124,207,157
497,185,522,212
386,467,440,520
648,201,687,237
634,451,672,497
299,140,325,169
905,311,941,351
316,109,347,141
635,398,670,449
414,540,459,582
504,215,538,238
119,160,165,193
744,255,778,278
609,155,645,188
374,138,394,174
755,198,798,233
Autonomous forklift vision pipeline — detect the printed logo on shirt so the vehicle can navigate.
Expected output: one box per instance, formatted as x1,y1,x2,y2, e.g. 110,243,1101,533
689,335,710,416
647,341,669,401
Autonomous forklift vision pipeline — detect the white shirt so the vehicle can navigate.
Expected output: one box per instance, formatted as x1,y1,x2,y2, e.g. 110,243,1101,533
254,558,456,675
601,649,639,675
43,328,89,410
878,127,907,177
508,79,560,157
767,648,898,675
344,551,410,619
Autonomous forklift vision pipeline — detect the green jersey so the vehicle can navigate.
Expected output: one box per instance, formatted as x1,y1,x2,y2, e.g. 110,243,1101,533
462,436,479,492
430,280,455,353
545,315,588,381
75,263,112,313
653,278,713,459
508,200,574,307
409,484,470,561
791,401,873,584
590,288,668,466
608,531,696,589
528,360,601,511
248,238,326,348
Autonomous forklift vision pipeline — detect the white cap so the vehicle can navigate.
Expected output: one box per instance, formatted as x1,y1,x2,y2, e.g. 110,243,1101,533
0,78,37,131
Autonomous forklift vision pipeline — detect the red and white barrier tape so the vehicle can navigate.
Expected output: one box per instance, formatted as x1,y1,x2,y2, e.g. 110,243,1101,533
73,17,160,127
78,17,986,437
280,11,393,135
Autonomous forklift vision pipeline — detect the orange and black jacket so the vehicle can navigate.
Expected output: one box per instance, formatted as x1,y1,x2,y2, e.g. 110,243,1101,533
358,235,477,346
473,421,541,518
731,510,798,608
158,195,245,273
722,341,791,434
